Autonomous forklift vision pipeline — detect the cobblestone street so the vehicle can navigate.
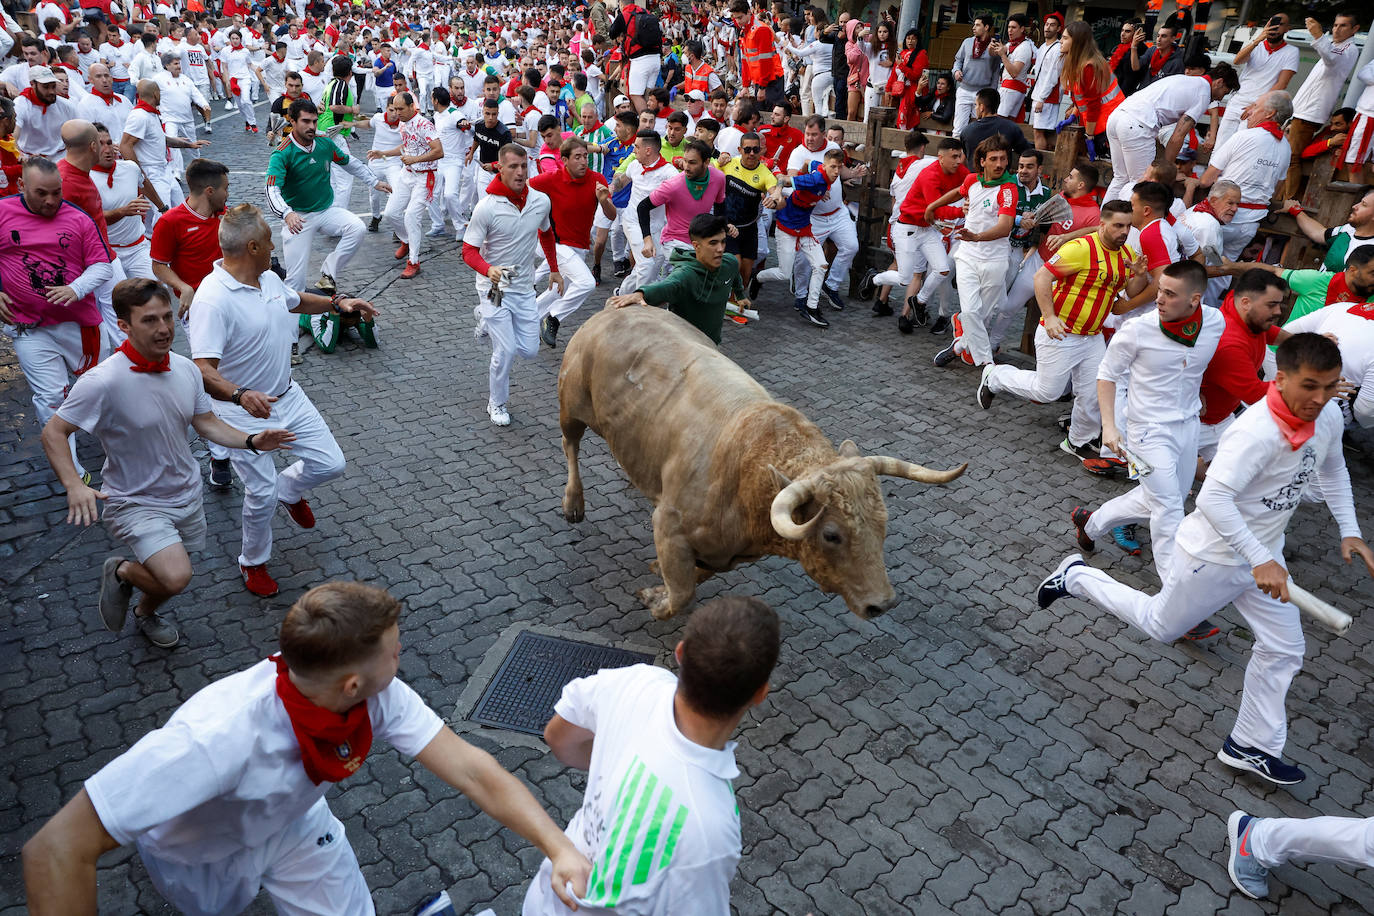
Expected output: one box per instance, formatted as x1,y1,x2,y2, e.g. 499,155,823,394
2,101,1372,914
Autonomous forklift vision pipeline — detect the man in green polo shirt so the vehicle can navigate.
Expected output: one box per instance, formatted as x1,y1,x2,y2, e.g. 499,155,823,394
317,55,363,210
606,213,747,345
266,96,391,349
1240,244,1374,325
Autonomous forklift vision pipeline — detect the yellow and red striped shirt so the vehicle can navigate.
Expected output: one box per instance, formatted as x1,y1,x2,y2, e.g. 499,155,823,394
1043,233,1136,336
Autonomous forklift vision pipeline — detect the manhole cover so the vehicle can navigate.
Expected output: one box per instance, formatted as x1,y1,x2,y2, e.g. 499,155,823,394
468,631,656,735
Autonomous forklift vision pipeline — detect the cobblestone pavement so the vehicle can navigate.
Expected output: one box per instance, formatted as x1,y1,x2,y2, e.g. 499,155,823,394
2,101,1373,915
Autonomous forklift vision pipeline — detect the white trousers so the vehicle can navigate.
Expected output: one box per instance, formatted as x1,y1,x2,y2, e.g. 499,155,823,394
1250,816,1374,870
1084,417,1200,580
234,85,257,126
431,156,467,230
953,86,978,137
951,249,1008,366
989,249,1041,351
281,206,366,292
477,285,539,407
216,383,345,567
412,73,434,112
873,224,950,304
460,160,491,219
534,244,596,322
112,238,155,280
328,135,355,209
1198,413,1235,463
11,322,104,475
756,231,827,311
167,119,196,175
1104,116,1157,202
986,326,1104,447
1066,550,1304,756
368,160,400,219
809,71,834,118
141,797,372,916
386,169,436,266
143,167,184,236
617,210,667,294
800,208,858,294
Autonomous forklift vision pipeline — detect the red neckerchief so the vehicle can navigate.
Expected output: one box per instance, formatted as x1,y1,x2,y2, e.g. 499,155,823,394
641,155,669,172
19,87,49,112
107,37,125,47
1108,41,1131,72
44,33,61,42
134,98,161,116
1148,44,1173,77
485,175,528,209
519,104,538,118
306,65,324,76
970,35,991,59
272,655,373,784
90,161,116,187
1159,302,1203,347
1007,36,1025,54
1257,120,1283,141
1265,382,1315,450
116,338,171,371
272,52,286,62
1263,38,1287,54
1193,198,1218,219
417,42,428,49
1349,301,1374,320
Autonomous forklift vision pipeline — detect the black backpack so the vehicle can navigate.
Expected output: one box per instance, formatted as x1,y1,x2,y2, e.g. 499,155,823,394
624,7,662,56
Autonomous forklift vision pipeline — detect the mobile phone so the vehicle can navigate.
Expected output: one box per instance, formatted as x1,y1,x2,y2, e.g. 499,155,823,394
1268,15,1282,27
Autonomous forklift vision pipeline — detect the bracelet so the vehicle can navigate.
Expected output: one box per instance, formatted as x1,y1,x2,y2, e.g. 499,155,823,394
231,385,248,405
330,293,345,313
1287,204,1303,216
245,433,259,454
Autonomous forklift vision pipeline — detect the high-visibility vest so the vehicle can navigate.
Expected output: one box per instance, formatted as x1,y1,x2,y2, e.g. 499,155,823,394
683,60,715,94
740,19,783,87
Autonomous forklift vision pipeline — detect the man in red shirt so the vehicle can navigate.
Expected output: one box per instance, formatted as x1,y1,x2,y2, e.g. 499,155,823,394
57,120,120,345
758,102,803,169
529,136,615,348
150,157,230,317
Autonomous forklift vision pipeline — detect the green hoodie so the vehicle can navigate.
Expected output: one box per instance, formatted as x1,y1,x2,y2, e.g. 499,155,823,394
638,248,745,344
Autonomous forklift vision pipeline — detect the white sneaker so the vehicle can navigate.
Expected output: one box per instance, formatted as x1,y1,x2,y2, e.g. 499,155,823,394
487,402,511,426
204,124,212,134
224,99,234,111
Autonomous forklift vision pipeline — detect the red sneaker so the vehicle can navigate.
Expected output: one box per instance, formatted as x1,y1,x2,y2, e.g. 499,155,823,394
394,243,409,260
250,125,259,133
952,313,964,338
401,261,421,279
280,498,315,528
241,564,279,597
1082,456,1129,479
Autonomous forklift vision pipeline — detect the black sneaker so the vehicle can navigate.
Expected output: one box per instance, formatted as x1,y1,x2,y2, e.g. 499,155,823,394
1038,554,1085,609
591,263,602,285
1183,619,1220,640
909,296,929,327
897,312,913,333
932,342,959,367
975,364,995,410
1056,413,1072,434
1217,735,1306,785
98,556,132,632
749,273,762,300
929,314,950,335
210,458,233,489
613,258,631,279
368,216,381,232
290,342,302,366
1070,506,1096,552
856,267,878,300
1060,438,1099,462
872,297,893,317
801,305,829,328
540,315,560,348
821,284,845,311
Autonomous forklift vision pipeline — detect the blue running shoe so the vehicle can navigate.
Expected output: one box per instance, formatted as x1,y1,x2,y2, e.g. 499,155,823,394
1217,735,1306,786
1037,554,1085,609
1226,810,1270,899
414,890,457,916
1111,524,1142,556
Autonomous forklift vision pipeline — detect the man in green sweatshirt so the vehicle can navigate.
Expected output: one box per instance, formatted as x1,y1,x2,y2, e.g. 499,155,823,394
606,213,748,344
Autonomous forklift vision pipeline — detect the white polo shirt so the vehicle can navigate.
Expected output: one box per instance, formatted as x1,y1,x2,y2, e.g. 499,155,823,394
1292,34,1358,123
153,71,209,125
522,665,741,916
77,90,133,141
1115,74,1211,132
1210,126,1291,209
14,94,77,158
93,160,147,246
188,262,301,397
463,184,553,296
1232,40,1299,106
85,659,442,867
57,351,212,507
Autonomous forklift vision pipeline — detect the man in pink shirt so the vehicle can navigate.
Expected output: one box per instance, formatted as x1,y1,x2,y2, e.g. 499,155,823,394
638,139,726,267
0,157,115,482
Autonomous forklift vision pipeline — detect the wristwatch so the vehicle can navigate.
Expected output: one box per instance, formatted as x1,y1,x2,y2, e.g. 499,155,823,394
231,386,248,405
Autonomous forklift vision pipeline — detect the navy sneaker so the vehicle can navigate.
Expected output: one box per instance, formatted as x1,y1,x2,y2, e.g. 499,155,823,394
1037,554,1085,608
821,283,846,311
1217,736,1306,786
209,458,233,489
1226,810,1270,899
1070,506,1095,552
414,890,458,916
929,314,950,335
933,341,959,367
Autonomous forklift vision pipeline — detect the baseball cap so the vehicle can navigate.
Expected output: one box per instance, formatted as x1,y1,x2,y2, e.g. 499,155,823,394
29,66,56,84
613,94,631,107
685,89,706,102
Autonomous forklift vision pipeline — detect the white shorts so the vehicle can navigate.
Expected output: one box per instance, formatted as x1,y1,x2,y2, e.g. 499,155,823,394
103,498,207,564
626,54,661,96
593,206,619,231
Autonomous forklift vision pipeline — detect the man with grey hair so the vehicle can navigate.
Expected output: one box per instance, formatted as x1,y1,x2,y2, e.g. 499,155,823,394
1179,178,1242,306
1197,90,1294,260
152,53,211,180
186,204,378,598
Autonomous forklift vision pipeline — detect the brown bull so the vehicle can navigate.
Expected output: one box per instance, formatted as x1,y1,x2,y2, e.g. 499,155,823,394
557,306,966,621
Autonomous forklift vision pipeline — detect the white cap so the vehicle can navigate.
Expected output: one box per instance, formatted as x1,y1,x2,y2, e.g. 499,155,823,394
29,66,57,84
614,94,631,107
685,89,706,102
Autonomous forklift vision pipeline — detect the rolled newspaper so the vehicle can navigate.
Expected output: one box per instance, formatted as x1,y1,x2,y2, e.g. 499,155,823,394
1288,580,1352,636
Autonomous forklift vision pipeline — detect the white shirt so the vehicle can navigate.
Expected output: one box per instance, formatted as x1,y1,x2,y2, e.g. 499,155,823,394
1178,204,1224,265
434,105,470,158
1002,39,1035,88
369,111,403,151
1097,304,1224,422
462,184,553,296
521,665,740,916
121,107,172,174
153,70,209,124
93,160,146,246
1285,303,1374,427
1292,33,1358,124
1209,126,1291,208
220,46,254,81
76,47,101,77
1232,40,1299,105
301,68,328,107
85,659,442,866
14,94,77,158
56,351,211,506
957,173,1018,260
188,263,301,397
889,153,935,224
76,91,133,142
179,40,212,83
99,40,136,80
1031,40,1063,104
1355,58,1374,116
1115,74,1211,132
127,48,163,82
715,125,744,158
1176,399,1358,567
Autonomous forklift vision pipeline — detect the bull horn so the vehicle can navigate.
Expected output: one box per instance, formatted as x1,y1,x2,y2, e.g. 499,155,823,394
866,456,968,484
769,471,822,541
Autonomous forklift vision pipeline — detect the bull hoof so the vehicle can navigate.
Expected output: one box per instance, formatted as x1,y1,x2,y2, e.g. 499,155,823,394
562,494,585,523
637,586,677,620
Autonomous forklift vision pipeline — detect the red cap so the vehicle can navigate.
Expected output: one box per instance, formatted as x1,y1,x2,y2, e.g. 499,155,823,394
1044,12,1065,26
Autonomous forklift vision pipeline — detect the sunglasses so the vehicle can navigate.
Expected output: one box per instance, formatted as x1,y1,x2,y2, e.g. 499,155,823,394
740,145,761,153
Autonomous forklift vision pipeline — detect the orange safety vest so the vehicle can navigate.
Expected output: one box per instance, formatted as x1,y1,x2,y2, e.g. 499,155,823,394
740,18,783,87
683,60,715,94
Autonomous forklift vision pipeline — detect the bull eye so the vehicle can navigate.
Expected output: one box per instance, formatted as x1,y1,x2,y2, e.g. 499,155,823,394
823,529,843,545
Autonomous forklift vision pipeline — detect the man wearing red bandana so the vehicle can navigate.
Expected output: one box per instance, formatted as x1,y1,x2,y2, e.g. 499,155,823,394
1197,89,1294,261
23,581,592,912
1041,333,1374,790
13,66,77,158
42,279,293,648
370,90,441,279
1213,13,1297,149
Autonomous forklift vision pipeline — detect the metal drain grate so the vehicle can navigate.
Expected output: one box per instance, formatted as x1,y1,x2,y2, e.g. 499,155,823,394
468,631,656,735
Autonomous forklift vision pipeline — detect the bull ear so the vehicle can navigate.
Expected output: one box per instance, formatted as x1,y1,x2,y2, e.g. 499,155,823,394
838,439,861,458
768,465,792,491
